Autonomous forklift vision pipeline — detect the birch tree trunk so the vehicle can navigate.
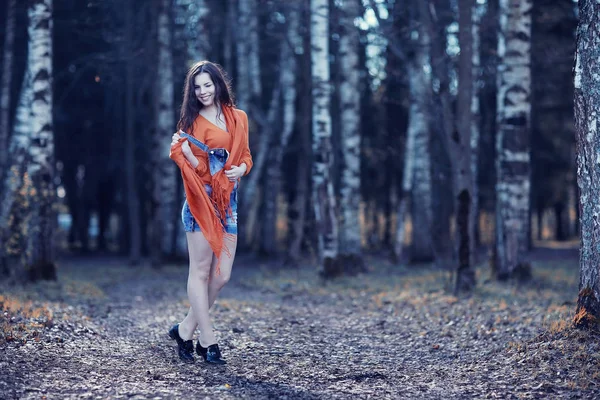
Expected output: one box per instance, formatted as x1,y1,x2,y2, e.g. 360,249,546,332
338,0,363,262
393,85,416,261
394,26,431,263
0,70,32,279
454,0,476,292
0,0,16,172
573,0,600,328
421,0,476,291
311,0,339,275
409,43,434,262
151,0,176,266
469,1,484,265
494,0,532,280
1,0,57,281
261,5,300,255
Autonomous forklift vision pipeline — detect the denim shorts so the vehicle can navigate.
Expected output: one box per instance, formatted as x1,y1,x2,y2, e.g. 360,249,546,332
182,183,238,234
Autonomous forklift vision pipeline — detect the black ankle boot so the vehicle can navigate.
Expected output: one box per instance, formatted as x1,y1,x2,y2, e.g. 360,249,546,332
168,324,194,362
196,341,226,365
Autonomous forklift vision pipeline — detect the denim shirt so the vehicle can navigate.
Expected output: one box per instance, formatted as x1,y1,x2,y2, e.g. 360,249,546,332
180,132,230,176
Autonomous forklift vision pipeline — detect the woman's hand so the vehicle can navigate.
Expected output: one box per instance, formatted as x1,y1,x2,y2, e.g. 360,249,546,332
225,164,247,182
171,132,192,155
171,132,181,147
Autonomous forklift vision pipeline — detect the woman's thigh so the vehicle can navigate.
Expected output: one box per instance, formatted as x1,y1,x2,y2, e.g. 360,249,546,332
210,235,238,281
186,231,214,275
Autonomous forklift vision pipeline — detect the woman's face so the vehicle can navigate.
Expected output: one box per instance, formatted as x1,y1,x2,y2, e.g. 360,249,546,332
194,72,216,107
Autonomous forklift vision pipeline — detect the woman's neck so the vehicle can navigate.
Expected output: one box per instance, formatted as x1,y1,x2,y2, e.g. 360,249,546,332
201,103,219,116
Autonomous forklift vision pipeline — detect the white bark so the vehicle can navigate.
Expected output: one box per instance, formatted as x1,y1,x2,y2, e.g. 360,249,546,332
23,0,55,271
469,1,484,265
574,0,600,327
0,72,32,246
495,0,532,278
311,0,338,262
339,0,362,255
0,0,16,170
153,0,176,260
394,23,432,262
394,91,417,260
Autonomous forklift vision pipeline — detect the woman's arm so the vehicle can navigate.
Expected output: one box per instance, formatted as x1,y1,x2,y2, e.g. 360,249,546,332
239,111,253,176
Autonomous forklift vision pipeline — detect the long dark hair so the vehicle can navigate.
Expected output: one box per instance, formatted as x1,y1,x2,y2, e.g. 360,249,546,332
177,61,235,133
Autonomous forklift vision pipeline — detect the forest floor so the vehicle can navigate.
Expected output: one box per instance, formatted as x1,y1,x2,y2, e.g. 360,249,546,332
1,242,599,399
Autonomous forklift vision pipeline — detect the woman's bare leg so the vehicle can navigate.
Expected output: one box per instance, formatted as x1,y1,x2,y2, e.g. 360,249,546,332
178,235,237,342
208,236,237,308
177,231,216,345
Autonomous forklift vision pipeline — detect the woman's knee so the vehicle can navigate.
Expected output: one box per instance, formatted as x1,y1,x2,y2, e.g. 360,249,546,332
189,258,212,281
211,270,231,289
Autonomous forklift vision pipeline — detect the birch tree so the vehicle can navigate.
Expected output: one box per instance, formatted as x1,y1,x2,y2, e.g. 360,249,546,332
494,0,532,280
421,0,476,291
573,0,600,328
469,0,485,264
151,0,176,266
311,0,339,274
261,4,300,254
454,0,476,291
394,21,432,263
338,0,363,261
0,0,56,281
0,0,16,172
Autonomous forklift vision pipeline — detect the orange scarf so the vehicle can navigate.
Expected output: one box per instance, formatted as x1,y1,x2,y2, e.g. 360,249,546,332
170,106,248,273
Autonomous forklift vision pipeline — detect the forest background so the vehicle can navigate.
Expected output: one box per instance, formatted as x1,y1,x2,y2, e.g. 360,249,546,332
2,0,600,399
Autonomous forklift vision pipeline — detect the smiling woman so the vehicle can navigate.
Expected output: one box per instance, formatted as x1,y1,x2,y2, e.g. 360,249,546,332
167,60,253,365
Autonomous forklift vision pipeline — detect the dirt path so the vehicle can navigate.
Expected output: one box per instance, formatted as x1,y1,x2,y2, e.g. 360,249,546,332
1,250,599,399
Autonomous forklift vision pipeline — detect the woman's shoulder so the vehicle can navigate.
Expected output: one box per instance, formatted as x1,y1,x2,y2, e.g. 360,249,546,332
234,108,248,120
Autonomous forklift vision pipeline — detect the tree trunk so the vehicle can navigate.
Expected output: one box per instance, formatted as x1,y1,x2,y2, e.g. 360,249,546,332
261,4,300,256
338,0,363,265
124,0,141,264
21,0,56,280
224,0,236,71
573,0,600,328
288,9,311,264
393,93,416,262
409,40,434,263
151,0,176,266
469,1,484,264
0,68,32,279
394,27,430,263
311,0,340,276
0,0,16,173
236,0,250,111
409,15,434,263
453,0,476,292
248,0,261,101
494,0,532,280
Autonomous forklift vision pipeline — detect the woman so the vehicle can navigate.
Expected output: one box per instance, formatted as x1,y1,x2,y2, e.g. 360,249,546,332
168,61,252,364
